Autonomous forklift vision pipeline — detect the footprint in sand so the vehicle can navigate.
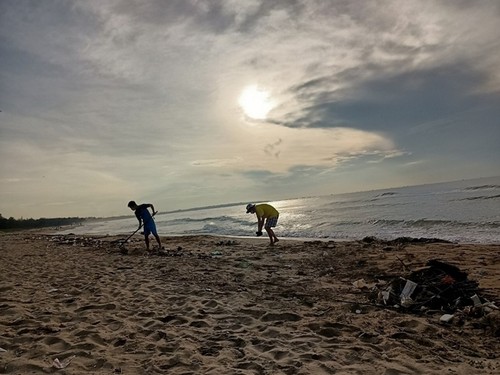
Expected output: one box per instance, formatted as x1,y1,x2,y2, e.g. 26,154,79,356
42,336,72,351
307,321,360,338
260,312,301,322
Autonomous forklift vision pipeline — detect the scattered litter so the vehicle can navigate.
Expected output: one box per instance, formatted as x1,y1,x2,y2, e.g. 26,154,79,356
156,248,184,257
48,288,59,293
482,302,499,313
471,294,482,307
370,259,497,333
215,240,238,246
52,355,75,369
399,279,418,307
379,290,391,305
439,314,454,323
211,250,223,258
400,279,417,299
0,347,6,353
50,235,104,248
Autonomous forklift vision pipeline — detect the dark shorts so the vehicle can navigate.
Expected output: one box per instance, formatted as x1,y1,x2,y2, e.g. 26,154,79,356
143,221,158,236
265,216,278,228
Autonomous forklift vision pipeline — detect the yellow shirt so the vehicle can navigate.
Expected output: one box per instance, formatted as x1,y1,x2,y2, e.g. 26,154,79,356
255,204,279,218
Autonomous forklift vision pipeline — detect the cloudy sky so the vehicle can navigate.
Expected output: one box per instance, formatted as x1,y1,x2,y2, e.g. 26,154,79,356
1,0,499,218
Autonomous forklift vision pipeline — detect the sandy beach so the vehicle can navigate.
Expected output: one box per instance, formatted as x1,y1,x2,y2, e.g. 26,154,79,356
0,231,499,374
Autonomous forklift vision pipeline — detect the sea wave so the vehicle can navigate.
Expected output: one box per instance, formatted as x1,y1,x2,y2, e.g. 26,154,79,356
464,184,500,191
458,194,500,201
370,219,500,229
163,215,250,226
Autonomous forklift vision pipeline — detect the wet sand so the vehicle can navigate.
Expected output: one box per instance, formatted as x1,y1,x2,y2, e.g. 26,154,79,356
0,231,499,374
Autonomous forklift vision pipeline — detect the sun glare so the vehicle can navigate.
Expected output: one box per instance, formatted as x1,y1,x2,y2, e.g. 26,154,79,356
238,85,274,120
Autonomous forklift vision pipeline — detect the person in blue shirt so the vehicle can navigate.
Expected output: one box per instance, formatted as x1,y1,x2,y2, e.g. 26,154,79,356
127,201,163,251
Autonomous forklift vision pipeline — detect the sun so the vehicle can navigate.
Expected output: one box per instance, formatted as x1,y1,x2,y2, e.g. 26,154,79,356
238,85,274,120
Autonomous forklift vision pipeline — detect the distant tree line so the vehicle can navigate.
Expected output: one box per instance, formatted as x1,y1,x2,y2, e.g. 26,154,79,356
0,213,86,230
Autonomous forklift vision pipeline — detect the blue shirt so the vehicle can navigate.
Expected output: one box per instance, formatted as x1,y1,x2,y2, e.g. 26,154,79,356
135,204,154,224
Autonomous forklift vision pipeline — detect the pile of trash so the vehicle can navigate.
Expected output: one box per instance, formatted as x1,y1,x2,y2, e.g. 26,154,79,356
370,259,498,327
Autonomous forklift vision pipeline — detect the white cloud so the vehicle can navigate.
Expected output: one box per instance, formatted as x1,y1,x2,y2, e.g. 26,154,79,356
191,122,398,174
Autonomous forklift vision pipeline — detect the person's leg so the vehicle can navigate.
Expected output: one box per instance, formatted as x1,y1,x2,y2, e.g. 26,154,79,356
265,227,274,245
154,233,162,248
149,222,163,249
265,217,279,245
272,228,279,243
143,225,152,250
143,222,160,250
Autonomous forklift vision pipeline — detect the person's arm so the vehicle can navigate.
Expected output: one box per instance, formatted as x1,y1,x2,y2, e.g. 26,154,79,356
146,203,157,216
257,216,264,233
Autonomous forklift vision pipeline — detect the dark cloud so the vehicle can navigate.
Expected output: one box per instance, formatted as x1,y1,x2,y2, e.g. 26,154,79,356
270,61,500,170
280,63,500,132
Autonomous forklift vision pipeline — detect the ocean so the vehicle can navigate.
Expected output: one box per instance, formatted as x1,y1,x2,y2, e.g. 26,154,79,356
58,176,500,244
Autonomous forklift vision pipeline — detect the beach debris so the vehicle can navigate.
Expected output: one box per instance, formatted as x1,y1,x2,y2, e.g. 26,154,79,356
215,240,238,246
372,259,496,322
0,347,6,353
211,250,223,258
154,247,183,257
471,294,482,307
377,260,481,313
439,314,455,323
49,234,105,248
362,236,453,245
399,279,418,307
52,355,75,369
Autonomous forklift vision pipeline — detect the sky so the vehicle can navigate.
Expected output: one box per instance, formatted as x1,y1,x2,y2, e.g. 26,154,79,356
1,0,499,219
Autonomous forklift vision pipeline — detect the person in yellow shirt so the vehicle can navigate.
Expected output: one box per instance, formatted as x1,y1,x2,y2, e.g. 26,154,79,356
246,203,279,246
